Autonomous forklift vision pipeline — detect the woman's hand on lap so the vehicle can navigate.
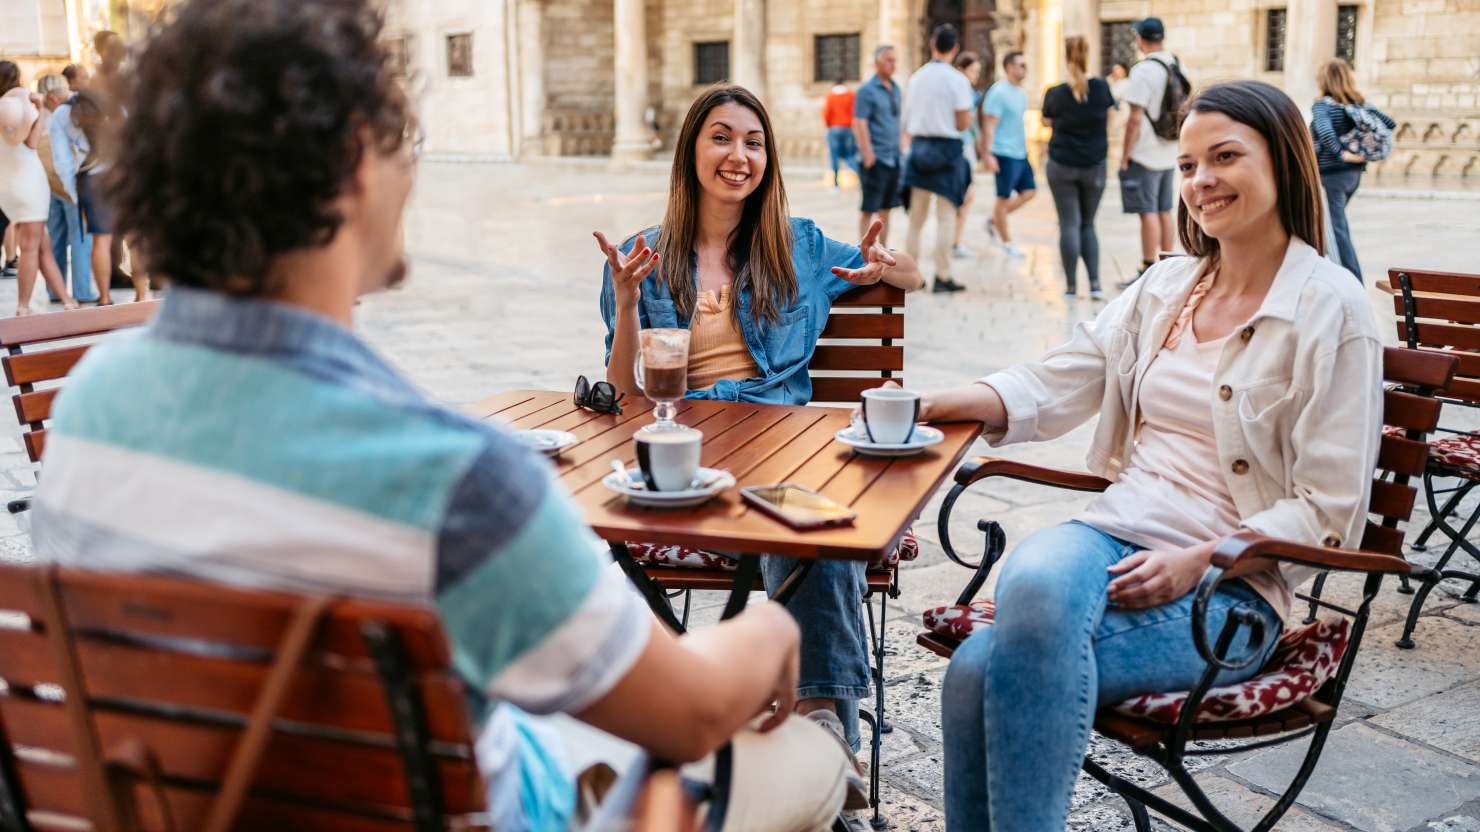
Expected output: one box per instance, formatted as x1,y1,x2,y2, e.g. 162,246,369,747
831,219,896,285
595,230,659,309
1105,541,1216,609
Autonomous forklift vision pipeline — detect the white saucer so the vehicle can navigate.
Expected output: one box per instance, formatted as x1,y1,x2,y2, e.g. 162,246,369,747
834,424,945,457
602,466,736,509
516,429,577,457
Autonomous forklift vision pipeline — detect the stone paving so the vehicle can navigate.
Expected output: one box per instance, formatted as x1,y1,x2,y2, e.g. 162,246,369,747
4,158,1480,830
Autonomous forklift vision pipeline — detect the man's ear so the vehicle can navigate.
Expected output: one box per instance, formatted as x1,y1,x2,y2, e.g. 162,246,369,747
340,126,380,220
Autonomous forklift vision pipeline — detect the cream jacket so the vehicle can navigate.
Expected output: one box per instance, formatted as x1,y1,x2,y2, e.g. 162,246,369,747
982,238,1383,595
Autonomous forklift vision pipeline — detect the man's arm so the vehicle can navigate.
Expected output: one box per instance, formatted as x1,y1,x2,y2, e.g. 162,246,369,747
49,110,77,202
576,605,800,762
955,109,971,132
852,117,874,168
1121,104,1144,171
980,114,1000,172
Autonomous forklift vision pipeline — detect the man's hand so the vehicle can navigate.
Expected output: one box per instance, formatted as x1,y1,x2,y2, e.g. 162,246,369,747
861,151,876,170
1340,151,1366,164
984,154,1000,173
756,635,800,732
594,231,659,310
1106,542,1216,608
831,219,897,285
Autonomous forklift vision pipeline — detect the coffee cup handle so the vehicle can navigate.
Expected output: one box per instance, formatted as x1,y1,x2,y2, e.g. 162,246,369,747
906,398,919,444
858,400,878,444
634,441,660,491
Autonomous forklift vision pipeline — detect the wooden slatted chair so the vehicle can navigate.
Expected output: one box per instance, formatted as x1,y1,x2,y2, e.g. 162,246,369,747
914,347,1453,832
0,302,162,513
1385,268,1480,648
0,563,702,832
619,283,911,826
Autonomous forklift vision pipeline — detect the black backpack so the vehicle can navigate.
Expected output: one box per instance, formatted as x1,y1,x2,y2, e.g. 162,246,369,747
1144,55,1190,141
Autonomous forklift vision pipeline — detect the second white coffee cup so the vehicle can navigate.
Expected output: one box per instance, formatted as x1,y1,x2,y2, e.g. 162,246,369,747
860,387,921,444
635,427,703,491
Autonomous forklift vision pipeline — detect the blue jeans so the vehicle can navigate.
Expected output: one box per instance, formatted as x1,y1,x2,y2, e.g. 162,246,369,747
1321,168,1363,281
827,126,860,186
45,195,96,302
762,555,871,751
941,522,1282,831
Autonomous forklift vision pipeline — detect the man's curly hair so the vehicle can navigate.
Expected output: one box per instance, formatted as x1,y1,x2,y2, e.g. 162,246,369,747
110,0,411,295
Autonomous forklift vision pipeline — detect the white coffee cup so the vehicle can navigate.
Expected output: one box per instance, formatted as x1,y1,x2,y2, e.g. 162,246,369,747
860,387,921,445
634,427,703,491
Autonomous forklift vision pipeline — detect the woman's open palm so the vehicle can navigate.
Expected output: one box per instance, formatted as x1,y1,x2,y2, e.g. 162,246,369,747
594,231,660,307
831,219,897,285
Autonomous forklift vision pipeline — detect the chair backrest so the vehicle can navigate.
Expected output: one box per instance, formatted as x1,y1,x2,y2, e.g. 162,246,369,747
0,302,161,463
809,283,905,405
1365,346,1457,556
0,563,486,831
1390,268,1480,408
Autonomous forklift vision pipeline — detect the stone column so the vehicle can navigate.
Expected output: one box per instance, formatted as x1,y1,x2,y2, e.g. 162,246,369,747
612,0,652,160
1284,0,1338,117
877,0,911,89
733,0,766,98
517,0,546,152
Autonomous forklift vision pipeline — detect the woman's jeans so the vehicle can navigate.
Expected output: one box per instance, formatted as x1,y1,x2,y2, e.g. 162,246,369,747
827,126,860,186
941,522,1282,832
1045,159,1106,292
762,555,872,752
1321,168,1364,281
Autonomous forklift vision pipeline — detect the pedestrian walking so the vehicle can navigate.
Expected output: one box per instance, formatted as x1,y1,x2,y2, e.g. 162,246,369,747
1117,17,1189,288
0,62,78,314
981,50,1036,258
950,52,985,259
36,74,97,303
853,45,903,245
902,24,975,293
1310,58,1393,282
822,77,859,190
1042,36,1116,298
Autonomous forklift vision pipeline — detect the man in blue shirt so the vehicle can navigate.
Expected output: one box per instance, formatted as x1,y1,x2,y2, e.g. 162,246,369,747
982,50,1036,258
852,45,902,245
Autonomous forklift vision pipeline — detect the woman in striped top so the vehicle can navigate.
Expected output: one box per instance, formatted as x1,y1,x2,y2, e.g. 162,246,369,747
1309,59,1394,281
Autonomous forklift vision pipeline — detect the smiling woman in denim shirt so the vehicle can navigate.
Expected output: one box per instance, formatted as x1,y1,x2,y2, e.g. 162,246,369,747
594,84,923,814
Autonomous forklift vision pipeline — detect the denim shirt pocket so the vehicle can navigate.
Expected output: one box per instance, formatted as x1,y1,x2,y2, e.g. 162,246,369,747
762,306,813,373
642,297,680,329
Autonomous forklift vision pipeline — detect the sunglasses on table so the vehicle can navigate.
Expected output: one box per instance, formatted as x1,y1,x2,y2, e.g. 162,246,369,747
574,375,625,415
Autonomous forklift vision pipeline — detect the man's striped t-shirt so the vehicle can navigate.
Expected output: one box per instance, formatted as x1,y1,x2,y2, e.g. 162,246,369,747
31,287,650,827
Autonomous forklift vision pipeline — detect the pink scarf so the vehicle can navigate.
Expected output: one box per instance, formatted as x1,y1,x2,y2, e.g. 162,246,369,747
1162,269,1217,350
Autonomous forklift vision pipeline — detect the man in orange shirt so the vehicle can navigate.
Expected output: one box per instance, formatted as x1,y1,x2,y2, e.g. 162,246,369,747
822,77,859,189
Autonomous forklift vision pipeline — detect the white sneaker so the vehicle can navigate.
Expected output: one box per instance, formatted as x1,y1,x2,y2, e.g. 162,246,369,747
950,244,972,259
1002,242,1026,258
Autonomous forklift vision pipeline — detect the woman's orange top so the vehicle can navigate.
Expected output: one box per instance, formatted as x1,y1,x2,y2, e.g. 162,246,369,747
687,285,760,391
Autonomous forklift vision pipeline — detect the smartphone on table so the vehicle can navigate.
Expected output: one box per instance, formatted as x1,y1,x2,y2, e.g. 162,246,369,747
739,484,857,529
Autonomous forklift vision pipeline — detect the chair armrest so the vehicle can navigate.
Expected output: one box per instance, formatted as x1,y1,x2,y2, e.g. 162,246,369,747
953,456,1112,493
1210,530,1432,580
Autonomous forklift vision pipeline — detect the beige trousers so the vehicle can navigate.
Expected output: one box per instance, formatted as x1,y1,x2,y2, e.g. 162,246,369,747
905,186,958,280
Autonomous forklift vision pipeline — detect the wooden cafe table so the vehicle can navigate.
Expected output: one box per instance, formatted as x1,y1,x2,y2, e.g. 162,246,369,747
469,389,983,629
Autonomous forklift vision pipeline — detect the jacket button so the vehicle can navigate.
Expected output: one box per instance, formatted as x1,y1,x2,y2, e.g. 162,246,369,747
1218,384,1232,401
1322,535,1341,548
1231,459,1250,475
1240,326,1255,342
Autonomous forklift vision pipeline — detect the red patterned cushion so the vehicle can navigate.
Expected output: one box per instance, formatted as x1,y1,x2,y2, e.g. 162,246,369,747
625,542,738,571
626,529,919,572
921,598,997,641
1383,425,1480,479
1112,617,1351,724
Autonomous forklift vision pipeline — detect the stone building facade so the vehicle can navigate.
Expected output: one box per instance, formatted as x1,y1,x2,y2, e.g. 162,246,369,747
3,0,1475,184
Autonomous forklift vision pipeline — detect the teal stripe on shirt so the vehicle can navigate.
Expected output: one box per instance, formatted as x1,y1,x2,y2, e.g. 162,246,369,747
437,489,604,687
51,335,486,531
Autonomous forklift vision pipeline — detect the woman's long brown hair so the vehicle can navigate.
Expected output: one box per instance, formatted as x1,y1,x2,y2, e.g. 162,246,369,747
657,85,796,326
1318,58,1365,105
1177,80,1326,262
1064,36,1089,102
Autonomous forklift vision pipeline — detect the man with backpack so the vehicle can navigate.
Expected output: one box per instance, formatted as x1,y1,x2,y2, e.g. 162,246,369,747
1117,17,1188,287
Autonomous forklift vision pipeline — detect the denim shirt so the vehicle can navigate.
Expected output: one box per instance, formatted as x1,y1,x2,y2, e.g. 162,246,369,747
600,217,863,405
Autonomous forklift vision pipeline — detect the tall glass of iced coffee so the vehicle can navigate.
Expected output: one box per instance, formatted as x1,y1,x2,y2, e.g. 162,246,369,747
634,328,690,433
